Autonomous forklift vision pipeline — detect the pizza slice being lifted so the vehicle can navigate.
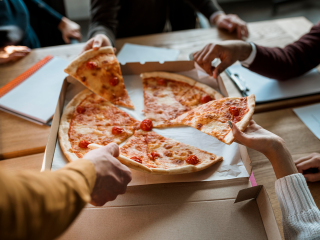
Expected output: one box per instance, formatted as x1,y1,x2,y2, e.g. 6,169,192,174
64,46,134,109
174,95,255,145
119,130,223,174
141,72,223,128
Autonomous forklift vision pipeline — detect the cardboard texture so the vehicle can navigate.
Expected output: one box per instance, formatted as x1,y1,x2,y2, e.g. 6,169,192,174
43,61,280,239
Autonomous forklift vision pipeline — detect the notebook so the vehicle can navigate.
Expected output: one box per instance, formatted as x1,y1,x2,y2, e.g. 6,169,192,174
226,64,320,103
0,56,69,125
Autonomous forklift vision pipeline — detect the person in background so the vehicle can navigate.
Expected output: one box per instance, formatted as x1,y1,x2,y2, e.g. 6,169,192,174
0,0,81,64
82,0,248,52
230,120,320,239
0,143,132,240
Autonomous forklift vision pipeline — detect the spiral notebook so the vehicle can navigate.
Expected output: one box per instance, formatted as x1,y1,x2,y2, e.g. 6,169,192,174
0,56,69,125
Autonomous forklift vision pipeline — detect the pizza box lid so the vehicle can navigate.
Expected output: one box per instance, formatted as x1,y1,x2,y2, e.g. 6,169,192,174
43,61,279,239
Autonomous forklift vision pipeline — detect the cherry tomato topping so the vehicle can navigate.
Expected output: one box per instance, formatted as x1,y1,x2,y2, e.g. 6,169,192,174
76,106,85,114
109,77,119,86
140,119,153,131
229,106,239,116
112,126,124,135
200,95,213,104
150,152,160,160
79,140,90,148
185,155,199,165
157,78,166,86
86,61,98,70
131,156,142,164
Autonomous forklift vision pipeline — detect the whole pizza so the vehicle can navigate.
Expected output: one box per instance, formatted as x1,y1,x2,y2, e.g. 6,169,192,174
60,49,256,174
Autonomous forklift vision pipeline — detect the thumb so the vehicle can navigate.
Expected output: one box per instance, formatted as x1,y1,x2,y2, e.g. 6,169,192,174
93,36,102,50
229,121,250,146
105,142,120,157
213,60,231,78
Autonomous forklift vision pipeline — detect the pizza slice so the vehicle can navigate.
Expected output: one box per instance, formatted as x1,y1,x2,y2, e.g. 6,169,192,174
59,90,140,162
174,95,255,145
64,46,134,109
119,130,223,174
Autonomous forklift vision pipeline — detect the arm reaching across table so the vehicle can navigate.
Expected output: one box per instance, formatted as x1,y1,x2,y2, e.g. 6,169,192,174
230,120,320,239
0,143,131,240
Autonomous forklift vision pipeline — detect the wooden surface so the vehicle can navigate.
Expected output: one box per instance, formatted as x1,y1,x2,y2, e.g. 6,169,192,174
0,153,44,171
0,16,314,159
251,109,320,239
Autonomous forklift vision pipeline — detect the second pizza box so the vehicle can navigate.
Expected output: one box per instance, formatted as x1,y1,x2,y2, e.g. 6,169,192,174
42,61,281,240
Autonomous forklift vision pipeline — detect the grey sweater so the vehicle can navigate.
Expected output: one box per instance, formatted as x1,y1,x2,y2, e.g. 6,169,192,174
275,173,320,240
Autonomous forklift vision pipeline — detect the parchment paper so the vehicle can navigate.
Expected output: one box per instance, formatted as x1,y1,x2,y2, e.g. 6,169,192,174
51,69,249,186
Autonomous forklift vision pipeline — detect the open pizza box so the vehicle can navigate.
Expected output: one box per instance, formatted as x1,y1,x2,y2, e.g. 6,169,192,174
42,61,281,240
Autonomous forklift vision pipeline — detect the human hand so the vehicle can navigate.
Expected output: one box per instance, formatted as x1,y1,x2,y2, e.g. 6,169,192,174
84,143,132,206
0,46,30,64
193,40,252,78
58,17,82,44
213,13,248,39
295,153,320,182
81,34,114,54
230,120,298,179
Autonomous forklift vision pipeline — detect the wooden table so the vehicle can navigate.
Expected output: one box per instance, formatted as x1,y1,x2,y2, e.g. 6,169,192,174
0,16,315,160
0,16,319,240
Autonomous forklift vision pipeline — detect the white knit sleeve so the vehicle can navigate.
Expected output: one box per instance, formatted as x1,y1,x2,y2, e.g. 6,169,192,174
275,173,320,240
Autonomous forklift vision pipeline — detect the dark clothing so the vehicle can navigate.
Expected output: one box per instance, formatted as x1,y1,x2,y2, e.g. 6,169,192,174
89,0,221,46
248,21,320,81
0,0,63,48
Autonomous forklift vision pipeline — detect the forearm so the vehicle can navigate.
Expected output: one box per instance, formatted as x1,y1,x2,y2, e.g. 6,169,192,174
247,23,320,80
0,159,96,240
89,0,118,46
264,141,298,179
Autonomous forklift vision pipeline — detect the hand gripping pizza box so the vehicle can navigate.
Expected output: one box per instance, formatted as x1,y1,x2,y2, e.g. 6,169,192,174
42,60,281,240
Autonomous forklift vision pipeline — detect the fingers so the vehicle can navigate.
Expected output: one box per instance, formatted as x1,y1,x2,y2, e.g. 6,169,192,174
62,34,70,44
304,173,320,182
296,158,320,173
218,19,235,33
194,44,220,76
213,59,231,79
92,35,103,50
105,142,120,157
81,38,94,53
294,153,317,165
229,121,249,145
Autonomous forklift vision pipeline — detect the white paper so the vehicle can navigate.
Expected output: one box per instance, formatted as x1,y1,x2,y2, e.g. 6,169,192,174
293,103,320,140
0,57,69,123
117,43,180,64
51,70,249,186
227,64,320,103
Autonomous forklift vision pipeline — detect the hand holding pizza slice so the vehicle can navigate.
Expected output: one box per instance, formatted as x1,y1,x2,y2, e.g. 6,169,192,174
174,95,255,145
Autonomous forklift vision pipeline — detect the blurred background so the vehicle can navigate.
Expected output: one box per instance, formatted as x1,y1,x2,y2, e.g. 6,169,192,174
32,0,320,47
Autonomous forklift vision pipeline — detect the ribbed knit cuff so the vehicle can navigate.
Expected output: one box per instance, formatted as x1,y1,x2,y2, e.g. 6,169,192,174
275,173,317,218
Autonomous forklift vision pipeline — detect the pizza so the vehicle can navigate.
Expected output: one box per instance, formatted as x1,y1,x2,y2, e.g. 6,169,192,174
174,95,255,145
64,46,134,109
141,72,223,128
59,89,139,161
89,130,222,174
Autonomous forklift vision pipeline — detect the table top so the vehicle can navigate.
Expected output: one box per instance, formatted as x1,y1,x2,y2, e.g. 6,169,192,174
0,16,314,159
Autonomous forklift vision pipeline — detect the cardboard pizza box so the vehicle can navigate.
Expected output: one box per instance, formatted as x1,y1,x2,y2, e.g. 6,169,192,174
42,61,281,240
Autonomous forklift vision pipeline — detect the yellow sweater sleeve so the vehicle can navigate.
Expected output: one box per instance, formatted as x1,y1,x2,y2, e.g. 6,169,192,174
0,159,96,240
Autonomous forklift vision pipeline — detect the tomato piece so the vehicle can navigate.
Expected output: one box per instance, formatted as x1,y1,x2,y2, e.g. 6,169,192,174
79,140,90,148
86,61,98,70
157,78,166,86
140,119,153,131
130,156,142,164
109,77,119,86
76,106,86,114
229,106,239,116
150,152,160,160
185,155,199,165
112,126,124,135
200,95,213,104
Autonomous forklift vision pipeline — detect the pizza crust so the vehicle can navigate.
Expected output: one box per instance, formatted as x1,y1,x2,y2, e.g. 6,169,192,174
141,72,196,86
194,82,224,100
64,46,114,76
224,94,256,145
59,89,93,162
